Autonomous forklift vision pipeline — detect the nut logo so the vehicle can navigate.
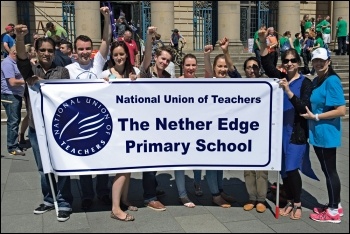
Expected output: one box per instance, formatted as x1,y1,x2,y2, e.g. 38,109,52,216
52,96,113,156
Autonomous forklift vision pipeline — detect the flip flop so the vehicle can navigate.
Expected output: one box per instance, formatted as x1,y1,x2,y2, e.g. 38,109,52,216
180,196,195,208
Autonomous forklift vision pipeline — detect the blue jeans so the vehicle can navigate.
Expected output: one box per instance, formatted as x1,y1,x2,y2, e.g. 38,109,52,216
205,170,224,196
193,170,202,184
28,127,72,211
142,171,158,203
79,174,110,200
175,170,187,198
1,94,22,152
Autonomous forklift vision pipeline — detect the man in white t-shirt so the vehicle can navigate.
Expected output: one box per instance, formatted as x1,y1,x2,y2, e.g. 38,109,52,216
65,7,111,80
65,6,112,211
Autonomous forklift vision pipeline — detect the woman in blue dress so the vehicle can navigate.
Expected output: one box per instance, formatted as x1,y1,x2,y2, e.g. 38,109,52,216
258,29,318,220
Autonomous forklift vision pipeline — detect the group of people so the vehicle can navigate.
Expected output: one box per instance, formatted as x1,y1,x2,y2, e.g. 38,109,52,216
1,7,346,225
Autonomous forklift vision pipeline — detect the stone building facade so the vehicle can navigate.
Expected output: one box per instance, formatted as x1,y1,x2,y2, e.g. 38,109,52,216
1,1,348,52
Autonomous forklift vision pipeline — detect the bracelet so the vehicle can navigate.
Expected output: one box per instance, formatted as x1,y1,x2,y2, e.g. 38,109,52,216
315,113,320,121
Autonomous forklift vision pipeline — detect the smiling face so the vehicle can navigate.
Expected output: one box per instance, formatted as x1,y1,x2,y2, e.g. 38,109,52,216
214,57,228,78
282,53,299,73
183,57,197,78
312,58,330,73
111,46,128,66
37,42,55,66
155,50,172,71
75,39,92,65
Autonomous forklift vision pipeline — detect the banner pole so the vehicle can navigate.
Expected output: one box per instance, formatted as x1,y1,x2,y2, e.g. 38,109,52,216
275,171,280,219
48,173,59,216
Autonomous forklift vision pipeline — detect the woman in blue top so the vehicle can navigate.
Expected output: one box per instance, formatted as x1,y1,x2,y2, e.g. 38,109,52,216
301,48,346,224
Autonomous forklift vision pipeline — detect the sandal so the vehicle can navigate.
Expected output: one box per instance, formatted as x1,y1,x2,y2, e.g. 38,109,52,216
194,183,203,196
290,205,302,220
280,201,293,216
180,196,195,208
110,211,135,221
212,195,231,208
121,202,138,211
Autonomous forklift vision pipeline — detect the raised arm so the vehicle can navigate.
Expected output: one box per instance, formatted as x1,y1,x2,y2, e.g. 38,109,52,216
14,25,28,60
258,29,282,79
204,45,213,78
219,37,235,72
99,6,111,59
140,26,157,71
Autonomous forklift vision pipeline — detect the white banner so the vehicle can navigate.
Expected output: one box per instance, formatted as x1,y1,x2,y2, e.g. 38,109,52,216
29,78,283,176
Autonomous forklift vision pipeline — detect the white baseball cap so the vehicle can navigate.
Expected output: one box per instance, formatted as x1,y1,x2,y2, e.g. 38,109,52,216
311,48,330,61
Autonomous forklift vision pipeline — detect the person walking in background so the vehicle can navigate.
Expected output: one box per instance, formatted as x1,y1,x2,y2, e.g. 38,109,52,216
65,6,112,211
170,29,186,51
335,16,348,55
259,28,319,220
1,45,26,156
15,24,73,222
301,48,346,224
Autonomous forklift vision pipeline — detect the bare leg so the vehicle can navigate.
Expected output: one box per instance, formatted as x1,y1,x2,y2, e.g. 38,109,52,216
111,173,129,219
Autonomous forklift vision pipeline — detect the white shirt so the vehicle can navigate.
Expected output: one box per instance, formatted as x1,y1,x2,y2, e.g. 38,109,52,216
165,61,176,78
99,67,140,79
65,51,106,79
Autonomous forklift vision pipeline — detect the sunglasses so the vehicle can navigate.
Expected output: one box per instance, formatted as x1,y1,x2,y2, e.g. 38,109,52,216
282,58,298,64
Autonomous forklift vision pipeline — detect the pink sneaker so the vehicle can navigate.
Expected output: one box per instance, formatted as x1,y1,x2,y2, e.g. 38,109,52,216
313,205,344,217
310,209,341,224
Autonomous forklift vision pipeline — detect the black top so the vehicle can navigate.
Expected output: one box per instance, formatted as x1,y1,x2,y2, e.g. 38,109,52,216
261,52,313,144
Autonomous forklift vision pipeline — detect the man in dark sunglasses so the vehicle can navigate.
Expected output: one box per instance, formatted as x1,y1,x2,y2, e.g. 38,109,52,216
14,24,73,222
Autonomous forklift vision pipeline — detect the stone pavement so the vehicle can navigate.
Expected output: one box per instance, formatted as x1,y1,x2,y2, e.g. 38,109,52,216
1,122,349,233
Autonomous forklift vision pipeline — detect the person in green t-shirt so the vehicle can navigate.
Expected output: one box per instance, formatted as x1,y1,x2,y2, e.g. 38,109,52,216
304,20,312,32
313,31,325,51
336,16,348,55
45,22,68,41
316,16,331,48
293,33,302,55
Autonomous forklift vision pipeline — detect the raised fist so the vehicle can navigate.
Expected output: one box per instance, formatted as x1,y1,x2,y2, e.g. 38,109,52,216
14,24,28,37
204,45,213,54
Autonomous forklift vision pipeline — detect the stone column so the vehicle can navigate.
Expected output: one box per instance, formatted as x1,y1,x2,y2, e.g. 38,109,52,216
332,1,349,40
278,1,300,37
74,1,101,50
1,1,17,31
151,1,174,43
217,1,242,52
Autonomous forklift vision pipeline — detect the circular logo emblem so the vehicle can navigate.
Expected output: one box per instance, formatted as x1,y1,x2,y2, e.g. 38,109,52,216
52,96,113,156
